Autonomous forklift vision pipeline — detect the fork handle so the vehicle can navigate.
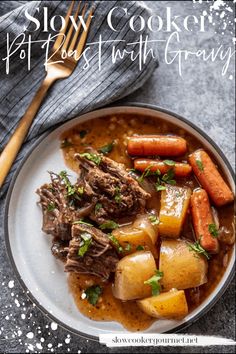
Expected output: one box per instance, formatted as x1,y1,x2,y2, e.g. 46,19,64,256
0,76,55,189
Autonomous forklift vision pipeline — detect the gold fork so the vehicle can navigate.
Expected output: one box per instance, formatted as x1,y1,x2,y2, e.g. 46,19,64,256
0,1,93,188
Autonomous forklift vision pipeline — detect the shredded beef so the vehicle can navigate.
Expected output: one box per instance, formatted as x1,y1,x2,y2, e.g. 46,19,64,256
36,172,94,241
75,152,150,224
65,223,118,279
51,239,69,262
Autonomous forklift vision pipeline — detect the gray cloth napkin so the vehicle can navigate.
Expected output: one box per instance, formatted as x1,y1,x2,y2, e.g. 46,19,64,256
0,0,158,199
0,1,158,342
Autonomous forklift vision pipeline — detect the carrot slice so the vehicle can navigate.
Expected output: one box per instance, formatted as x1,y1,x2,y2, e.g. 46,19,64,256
127,135,187,157
134,159,192,177
189,149,234,207
191,189,219,253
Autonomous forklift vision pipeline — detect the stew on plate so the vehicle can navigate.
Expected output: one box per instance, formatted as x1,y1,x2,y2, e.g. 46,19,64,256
36,114,235,331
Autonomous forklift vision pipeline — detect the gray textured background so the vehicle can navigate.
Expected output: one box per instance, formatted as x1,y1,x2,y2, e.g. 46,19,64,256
0,1,235,353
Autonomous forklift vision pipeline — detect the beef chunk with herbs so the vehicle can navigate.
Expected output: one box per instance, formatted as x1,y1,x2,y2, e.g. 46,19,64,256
75,151,150,224
36,171,94,241
65,223,118,280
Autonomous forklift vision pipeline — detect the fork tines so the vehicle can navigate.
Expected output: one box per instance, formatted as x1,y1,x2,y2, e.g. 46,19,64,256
53,1,94,59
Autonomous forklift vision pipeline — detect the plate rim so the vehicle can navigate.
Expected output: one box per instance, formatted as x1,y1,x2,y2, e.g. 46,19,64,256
4,102,235,341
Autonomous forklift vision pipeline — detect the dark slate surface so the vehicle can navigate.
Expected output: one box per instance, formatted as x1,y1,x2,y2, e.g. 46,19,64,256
0,1,235,353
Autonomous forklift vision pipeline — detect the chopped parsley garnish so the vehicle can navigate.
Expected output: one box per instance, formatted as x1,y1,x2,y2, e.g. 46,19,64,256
78,232,92,257
79,153,101,165
135,165,176,191
60,139,73,148
138,165,155,183
99,141,114,154
47,202,56,211
85,285,102,306
100,220,119,230
108,234,123,253
156,185,166,191
95,203,102,213
114,186,121,203
148,215,160,225
79,130,87,139
188,239,210,260
59,170,68,179
156,168,176,191
59,170,76,196
73,220,93,226
163,160,176,166
67,186,76,196
196,160,204,171
144,270,163,296
77,187,84,194
136,245,144,251
208,223,219,238
47,184,55,193
162,168,176,184
124,243,132,252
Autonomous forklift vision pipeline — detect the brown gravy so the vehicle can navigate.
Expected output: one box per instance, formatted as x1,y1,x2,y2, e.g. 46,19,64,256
61,114,234,331
68,273,154,331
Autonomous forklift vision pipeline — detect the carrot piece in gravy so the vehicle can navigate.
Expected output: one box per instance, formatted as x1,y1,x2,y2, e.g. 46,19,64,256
191,189,219,253
189,149,234,206
127,135,187,156
134,159,192,177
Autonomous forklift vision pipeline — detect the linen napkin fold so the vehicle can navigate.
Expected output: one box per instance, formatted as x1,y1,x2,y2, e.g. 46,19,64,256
0,0,158,198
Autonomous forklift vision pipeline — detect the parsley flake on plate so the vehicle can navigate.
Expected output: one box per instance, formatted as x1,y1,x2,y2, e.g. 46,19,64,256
100,220,119,230
188,239,210,260
144,270,163,296
208,223,219,238
108,234,123,253
148,215,160,225
138,165,155,183
155,168,176,191
114,186,121,203
196,160,204,171
79,153,101,165
99,141,114,154
47,202,56,212
73,220,93,226
85,285,102,306
59,170,76,196
78,232,92,257
163,160,176,166
95,203,103,213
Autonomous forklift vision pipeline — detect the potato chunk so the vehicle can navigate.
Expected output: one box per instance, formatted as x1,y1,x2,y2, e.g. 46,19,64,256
137,289,188,319
113,251,157,300
159,239,208,290
112,225,158,258
158,185,192,237
112,215,158,257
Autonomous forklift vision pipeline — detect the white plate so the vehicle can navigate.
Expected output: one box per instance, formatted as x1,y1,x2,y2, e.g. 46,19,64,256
5,105,235,340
